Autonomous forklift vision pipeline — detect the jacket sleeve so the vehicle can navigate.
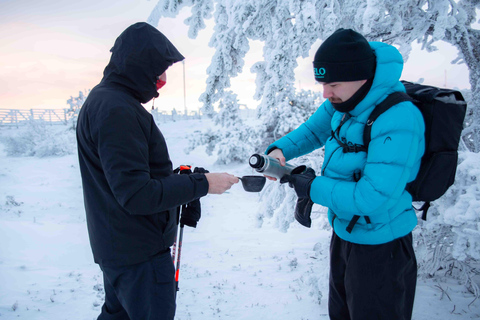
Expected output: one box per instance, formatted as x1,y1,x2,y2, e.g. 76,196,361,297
266,101,334,160
310,102,425,218
95,106,208,215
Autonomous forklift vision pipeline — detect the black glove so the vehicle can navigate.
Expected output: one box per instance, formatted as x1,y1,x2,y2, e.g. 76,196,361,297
173,165,209,175
176,166,210,228
180,200,201,228
280,166,316,228
193,167,209,174
294,197,314,228
280,166,316,199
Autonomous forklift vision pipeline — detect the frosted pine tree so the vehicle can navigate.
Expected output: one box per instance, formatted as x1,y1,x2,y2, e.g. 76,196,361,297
214,91,256,164
184,0,214,38
66,89,89,130
148,0,479,152
185,91,256,164
66,90,89,114
198,0,251,117
249,0,322,151
357,0,480,152
149,1,480,297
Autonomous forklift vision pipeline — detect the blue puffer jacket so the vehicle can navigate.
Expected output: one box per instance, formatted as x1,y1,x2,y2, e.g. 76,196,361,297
267,42,425,245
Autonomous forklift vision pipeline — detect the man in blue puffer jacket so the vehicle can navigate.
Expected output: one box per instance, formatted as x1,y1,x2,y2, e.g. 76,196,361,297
265,29,425,319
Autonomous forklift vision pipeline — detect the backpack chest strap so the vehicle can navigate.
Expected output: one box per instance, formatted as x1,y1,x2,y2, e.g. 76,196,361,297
363,92,413,149
331,113,368,153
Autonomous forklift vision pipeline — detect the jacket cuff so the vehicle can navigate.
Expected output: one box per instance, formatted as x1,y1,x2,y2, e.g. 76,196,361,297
190,173,209,199
265,146,278,155
310,176,336,208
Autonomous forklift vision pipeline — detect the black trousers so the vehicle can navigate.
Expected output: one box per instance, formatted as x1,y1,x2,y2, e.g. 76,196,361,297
329,231,417,320
98,250,176,320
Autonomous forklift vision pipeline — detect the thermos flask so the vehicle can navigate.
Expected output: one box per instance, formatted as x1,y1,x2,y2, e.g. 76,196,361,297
249,154,297,180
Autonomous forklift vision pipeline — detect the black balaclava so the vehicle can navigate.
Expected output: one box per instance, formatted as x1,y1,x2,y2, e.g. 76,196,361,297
331,78,373,113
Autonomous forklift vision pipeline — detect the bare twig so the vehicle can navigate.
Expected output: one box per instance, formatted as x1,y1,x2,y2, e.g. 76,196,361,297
435,284,452,301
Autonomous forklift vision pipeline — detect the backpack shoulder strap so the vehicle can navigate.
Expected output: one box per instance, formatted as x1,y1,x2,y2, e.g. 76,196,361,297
363,92,413,149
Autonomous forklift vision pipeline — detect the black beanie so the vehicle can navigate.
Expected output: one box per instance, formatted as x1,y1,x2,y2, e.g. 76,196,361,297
313,28,376,83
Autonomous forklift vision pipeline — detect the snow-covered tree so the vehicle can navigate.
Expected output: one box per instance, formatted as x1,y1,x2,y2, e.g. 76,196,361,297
185,91,256,164
149,0,480,297
357,0,480,152
67,90,89,113
413,148,480,298
198,0,250,116
148,0,479,151
0,121,76,157
66,89,89,129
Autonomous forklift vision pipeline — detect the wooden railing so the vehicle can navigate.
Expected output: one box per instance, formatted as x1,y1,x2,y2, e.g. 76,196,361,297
0,108,78,127
0,106,254,128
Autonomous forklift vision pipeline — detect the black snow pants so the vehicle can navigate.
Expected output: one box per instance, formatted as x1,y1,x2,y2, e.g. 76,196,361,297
97,249,176,320
329,231,417,320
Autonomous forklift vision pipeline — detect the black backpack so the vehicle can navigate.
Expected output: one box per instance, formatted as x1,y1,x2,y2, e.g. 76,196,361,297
367,81,467,218
339,81,467,233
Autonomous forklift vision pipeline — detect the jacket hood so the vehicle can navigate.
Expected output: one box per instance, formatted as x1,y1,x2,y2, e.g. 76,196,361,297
102,22,184,103
347,41,405,116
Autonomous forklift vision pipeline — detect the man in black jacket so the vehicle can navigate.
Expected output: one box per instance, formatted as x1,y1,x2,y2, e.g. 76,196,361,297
76,22,238,320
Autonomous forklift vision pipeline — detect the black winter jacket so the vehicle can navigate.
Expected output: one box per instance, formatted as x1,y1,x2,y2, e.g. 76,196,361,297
76,22,208,267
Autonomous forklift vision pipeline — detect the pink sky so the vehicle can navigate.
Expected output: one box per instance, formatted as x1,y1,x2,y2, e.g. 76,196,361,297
0,0,471,112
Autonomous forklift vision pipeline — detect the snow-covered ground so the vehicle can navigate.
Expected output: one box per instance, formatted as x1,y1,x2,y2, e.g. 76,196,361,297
0,119,478,319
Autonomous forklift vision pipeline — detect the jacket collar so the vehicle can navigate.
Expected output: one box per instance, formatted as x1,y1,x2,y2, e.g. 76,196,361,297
348,41,405,117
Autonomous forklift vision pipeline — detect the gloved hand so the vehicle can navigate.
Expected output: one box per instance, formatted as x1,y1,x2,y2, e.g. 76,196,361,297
294,197,314,228
193,167,209,174
178,166,209,228
280,166,316,228
280,166,316,199
180,200,201,228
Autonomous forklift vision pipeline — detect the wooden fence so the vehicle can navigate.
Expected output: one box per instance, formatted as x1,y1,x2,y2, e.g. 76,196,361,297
0,108,78,127
0,106,254,128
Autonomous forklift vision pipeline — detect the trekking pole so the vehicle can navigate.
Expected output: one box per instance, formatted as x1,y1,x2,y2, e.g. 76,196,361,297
172,239,177,262
172,165,191,301
172,208,180,264
174,221,185,301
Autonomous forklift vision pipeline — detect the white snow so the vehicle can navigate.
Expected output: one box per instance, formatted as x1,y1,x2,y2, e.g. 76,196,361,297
0,119,479,319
